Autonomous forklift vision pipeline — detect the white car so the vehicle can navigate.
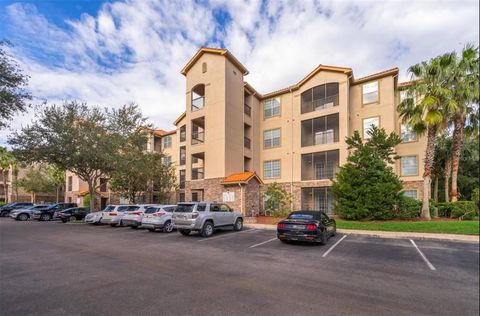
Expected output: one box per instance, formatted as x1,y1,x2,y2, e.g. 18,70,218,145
100,205,138,227
84,211,103,224
121,204,158,229
141,205,177,233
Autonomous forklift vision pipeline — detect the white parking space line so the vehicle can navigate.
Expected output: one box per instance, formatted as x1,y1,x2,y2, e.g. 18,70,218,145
322,235,348,258
249,237,278,249
198,229,257,242
410,239,436,271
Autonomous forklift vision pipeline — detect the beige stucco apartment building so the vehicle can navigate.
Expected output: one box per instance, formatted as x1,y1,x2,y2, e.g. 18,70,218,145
66,47,425,215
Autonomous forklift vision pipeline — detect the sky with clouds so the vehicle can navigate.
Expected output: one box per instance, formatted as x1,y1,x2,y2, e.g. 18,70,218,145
0,0,478,146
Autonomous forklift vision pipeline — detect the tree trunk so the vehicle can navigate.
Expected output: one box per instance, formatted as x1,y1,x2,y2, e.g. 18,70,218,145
444,158,451,202
421,125,437,220
450,114,465,202
433,176,439,203
87,180,96,212
56,187,60,203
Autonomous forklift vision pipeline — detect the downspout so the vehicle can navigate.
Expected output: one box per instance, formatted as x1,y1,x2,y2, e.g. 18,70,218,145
290,87,294,211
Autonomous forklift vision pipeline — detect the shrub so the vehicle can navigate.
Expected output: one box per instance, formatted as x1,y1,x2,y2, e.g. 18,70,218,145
264,183,292,218
450,201,477,220
393,196,421,218
436,202,452,217
472,188,480,212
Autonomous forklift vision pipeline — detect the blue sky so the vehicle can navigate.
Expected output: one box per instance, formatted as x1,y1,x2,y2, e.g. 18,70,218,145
1,0,479,146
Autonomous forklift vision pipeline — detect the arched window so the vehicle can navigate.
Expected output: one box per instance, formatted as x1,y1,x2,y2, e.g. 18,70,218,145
301,83,339,114
202,62,207,73
191,84,205,111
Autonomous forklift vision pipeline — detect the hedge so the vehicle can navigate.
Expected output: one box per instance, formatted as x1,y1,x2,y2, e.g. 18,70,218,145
436,201,478,220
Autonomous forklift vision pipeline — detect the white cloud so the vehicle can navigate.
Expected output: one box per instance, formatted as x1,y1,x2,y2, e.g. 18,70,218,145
1,0,479,146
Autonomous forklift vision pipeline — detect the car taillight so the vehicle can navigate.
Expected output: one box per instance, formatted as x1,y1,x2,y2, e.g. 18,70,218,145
109,212,117,216
132,212,142,216
154,212,165,217
277,223,285,229
306,224,317,230
191,213,199,219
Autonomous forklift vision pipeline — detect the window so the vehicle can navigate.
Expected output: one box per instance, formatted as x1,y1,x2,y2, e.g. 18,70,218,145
211,204,221,212
301,83,339,114
264,160,281,179
192,192,199,202
163,136,172,148
263,128,281,148
99,178,107,192
301,113,339,147
202,62,207,73
163,156,172,165
191,84,205,111
179,170,186,189
362,117,380,139
263,98,280,118
403,190,418,199
362,81,379,104
220,204,230,212
179,193,185,202
401,156,418,176
179,146,186,165
301,187,334,213
401,124,417,142
67,176,73,192
180,125,186,142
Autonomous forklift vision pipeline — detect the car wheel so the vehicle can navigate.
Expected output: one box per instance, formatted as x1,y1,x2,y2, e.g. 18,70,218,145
201,221,214,238
163,221,174,233
319,229,328,245
110,223,117,227
40,214,50,221
148,228,156,232
61,218,68,223
233,218,243,231
0,211,8,217
331,225,337,237
69,216,76,222
130,225,139,229
179,229,191,236
280,239,289,244
18,213,29,221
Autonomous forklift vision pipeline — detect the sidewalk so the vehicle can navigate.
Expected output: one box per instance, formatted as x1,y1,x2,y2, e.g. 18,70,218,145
245,223,480,243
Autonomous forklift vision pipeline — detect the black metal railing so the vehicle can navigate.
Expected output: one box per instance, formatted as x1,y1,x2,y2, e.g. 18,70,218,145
244,137,251,149
192,97,204,111
191,131,204,145
192,168,204,180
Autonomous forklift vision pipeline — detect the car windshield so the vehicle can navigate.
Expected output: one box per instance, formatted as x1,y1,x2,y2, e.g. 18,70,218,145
164,207,176,213
103,205,115,212
127,206,140,212
175,204,195,213
145,207,159,214
288,213,316,220
117,206,130,212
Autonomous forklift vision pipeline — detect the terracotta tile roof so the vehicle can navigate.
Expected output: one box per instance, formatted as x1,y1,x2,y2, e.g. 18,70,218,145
222,171,263,184
398,80,416,87
153,129,168,136
352,67,399,85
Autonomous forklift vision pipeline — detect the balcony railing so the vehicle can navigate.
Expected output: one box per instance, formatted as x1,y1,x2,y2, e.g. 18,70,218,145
192,97,204,111
192,131,204,145
303,94,339,113
244,137,251,149
192,168,204,180
314,163,338,180
244,104,251,116
315,130,335,145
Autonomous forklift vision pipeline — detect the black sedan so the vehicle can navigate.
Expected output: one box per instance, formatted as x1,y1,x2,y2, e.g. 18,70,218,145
277,211,336,244
58,207,90,223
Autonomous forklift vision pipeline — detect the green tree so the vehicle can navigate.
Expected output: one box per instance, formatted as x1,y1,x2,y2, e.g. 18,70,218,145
432,135,453,202
45,165,66,203
17,167,56,203
0,41,32,129
0,147,15,203
398,52,457,220
331,126,403,220
8,102,147,211
448,44,479,201
263,183,292,218
151,158,177,204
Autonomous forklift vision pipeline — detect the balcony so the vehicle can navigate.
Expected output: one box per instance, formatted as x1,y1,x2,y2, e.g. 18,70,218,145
244,137,251,149
191,117,205,145
244,104,251,116
191,152,204,180
192,131,204,145
301,150,339,181
191,84,205,112
301,113,339,147
179,146,186,165
179,170,186,189
301,83,339,114
192,168,204,180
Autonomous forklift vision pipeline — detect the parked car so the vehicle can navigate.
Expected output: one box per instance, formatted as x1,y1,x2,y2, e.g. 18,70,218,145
172,202,244,237
141,205,177,232
0,202,34,217
85,211,104,225
122,204,159,229
32,203,78,221
277,211,336,244
100,205,139,227
58,207,90,223
9,205,50,221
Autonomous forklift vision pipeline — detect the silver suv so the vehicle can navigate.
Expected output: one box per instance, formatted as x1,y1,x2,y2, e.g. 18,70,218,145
172,202,244,237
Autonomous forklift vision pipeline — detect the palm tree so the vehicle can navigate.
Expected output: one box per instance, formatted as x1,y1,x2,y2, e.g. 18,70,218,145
448,44,479,201
398,53,457,220
433,135,453,202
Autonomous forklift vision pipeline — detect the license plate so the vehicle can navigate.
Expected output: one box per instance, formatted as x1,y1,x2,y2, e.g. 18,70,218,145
290,224,305,229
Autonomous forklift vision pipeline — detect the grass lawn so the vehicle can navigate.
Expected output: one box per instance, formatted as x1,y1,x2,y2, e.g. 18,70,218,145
336,219,480,235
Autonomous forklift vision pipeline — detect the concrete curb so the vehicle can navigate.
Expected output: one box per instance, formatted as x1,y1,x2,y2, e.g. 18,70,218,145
245,224,480,243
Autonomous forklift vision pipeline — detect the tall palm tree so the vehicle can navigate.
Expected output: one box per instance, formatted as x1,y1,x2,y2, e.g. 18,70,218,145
398,53,457,220
433,135,453,202
448,44,479,201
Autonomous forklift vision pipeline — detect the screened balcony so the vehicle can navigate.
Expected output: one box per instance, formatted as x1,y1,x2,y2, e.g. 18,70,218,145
301,150,339,181
191,152,204,180
301,83,339,114
301,113,339,147
301,187,334,213
191,117,205,145
191,84,205,111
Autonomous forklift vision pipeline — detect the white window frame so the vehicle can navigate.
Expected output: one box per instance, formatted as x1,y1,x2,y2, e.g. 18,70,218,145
263,128,281,148
403,190,418,199
362,81,379,104
362,117,380,139
401,156,418,176
264,160,281,179
163,155,172,166
263,98,281,118
163,136,172,148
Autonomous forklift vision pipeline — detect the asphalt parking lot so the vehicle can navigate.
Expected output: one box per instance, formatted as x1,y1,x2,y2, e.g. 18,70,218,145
0,218,478,316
